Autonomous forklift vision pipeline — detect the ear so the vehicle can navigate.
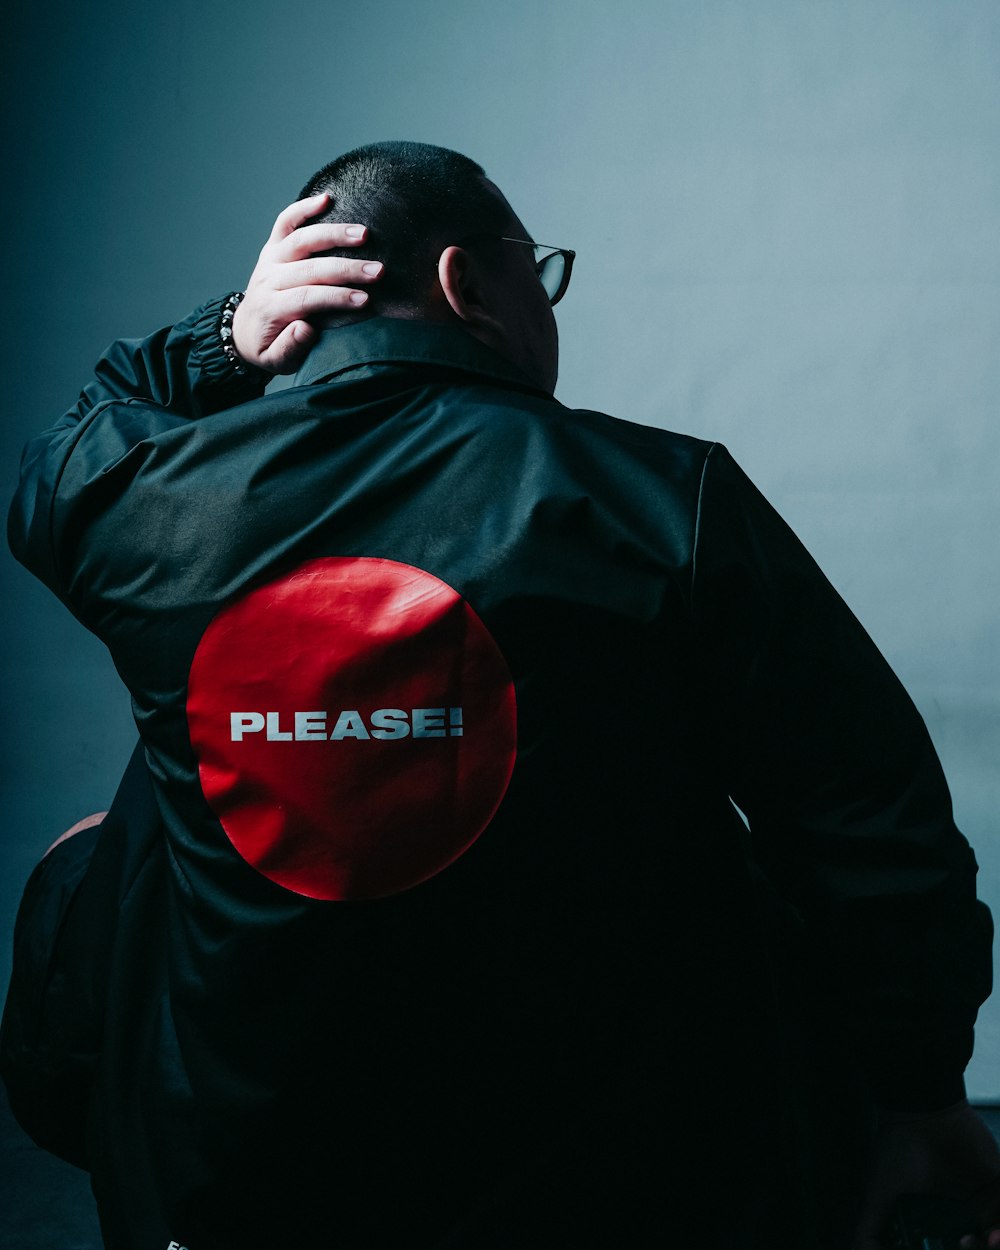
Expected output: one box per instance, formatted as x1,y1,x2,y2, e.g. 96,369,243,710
437,246,503,334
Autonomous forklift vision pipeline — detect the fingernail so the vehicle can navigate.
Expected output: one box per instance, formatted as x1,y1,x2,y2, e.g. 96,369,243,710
362,262,382,276
346,225,365,239
309,191,329,201
350,291,368,305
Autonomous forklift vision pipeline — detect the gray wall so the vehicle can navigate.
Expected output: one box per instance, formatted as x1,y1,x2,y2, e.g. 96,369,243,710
2,0,998,1096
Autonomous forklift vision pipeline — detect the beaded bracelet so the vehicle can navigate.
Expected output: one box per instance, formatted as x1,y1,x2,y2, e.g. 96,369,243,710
218,291,251,375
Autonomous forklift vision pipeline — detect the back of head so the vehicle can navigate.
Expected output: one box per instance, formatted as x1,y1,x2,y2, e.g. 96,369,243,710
298,140,510,315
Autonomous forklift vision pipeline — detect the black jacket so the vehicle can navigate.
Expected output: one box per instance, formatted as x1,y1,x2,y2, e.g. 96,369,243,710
6,298,993,1248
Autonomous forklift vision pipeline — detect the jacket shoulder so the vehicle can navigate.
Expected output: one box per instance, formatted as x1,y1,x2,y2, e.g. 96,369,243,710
452,382,715,475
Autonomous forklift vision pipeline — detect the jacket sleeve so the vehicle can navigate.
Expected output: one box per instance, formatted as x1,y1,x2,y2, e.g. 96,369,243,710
690,442,993,1112
8,295,268,601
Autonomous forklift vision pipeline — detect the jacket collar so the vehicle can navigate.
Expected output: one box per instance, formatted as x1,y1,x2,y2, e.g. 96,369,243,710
293,316,552,397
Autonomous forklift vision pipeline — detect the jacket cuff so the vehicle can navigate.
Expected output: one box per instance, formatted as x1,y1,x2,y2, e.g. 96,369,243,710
188,294,270,407
870,1070,968,1114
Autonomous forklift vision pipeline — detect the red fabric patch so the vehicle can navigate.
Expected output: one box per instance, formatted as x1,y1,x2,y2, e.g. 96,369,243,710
186,557,516,900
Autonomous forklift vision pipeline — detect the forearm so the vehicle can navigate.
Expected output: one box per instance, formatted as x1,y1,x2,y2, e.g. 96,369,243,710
8,294,267,596
8,192,387,602
690,443,993,1113
73,293,268,424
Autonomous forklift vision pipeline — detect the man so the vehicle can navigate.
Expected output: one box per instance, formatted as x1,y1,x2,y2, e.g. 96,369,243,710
3,140,998,1248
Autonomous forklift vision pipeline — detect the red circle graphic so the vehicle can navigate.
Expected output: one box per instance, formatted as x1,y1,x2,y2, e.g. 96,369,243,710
186,557,517,900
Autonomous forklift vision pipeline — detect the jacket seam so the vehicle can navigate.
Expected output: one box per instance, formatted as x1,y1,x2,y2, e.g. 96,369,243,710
689,441,719,617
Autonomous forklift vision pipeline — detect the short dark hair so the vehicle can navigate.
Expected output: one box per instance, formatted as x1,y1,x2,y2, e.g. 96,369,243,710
298,140,511,310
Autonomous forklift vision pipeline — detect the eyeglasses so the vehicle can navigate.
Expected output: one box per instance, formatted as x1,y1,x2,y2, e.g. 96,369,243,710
459,235,576,306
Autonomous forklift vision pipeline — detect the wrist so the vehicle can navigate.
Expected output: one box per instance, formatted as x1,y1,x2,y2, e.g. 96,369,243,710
877,1097,970,1127
187,295,270,405
219,291,270,381
869,1068,969,1117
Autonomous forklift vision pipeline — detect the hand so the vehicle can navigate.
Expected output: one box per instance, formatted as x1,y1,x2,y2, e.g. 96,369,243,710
231,192,384,375
853,1100,1000,1249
